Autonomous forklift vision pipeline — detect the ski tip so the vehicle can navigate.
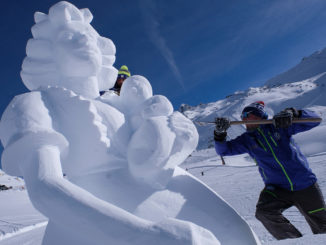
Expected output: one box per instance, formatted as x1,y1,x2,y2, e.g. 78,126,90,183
194,121,216,126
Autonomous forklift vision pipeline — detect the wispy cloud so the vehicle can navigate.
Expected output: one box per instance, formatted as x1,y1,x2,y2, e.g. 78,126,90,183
138,0,185,90
228,0,326,61
230,0,324,47
183,0,326,87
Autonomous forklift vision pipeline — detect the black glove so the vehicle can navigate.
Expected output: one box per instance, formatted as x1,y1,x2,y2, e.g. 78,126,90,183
273,109,294,128
284,107,301,118
213,117,230,142
214,131,227,141
215,117,231,132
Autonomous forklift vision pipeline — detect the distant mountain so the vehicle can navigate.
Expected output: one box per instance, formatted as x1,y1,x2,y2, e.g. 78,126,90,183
265,47,326,87
181,48,326,153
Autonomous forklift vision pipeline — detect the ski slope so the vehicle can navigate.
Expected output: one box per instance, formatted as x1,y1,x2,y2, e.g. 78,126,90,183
182,149,326,245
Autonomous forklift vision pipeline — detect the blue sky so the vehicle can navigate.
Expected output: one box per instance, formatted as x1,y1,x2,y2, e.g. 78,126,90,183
1,0,326,116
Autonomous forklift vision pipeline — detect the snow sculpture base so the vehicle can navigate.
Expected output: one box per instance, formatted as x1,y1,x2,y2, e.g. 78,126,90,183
70,166,260,245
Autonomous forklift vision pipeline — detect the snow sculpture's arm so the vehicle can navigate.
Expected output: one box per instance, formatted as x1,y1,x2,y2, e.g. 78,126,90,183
165,111,199,168
24,145,219,245
0,92,69,176
0,93,218,245
127,95,199,188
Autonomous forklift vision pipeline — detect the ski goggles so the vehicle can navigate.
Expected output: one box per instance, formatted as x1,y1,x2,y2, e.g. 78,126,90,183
117,74,129,79
241,110,254,119
241,107,267,119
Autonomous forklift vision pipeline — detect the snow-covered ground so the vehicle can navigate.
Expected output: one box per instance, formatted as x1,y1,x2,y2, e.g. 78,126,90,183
0,150,326,244
0,171,47,244
182,149,326,245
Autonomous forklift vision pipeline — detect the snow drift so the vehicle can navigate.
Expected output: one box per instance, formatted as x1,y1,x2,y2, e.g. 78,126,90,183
0,1,260,245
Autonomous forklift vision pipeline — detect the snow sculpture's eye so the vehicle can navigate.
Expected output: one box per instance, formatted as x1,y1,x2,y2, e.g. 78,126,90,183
58,31,74,41
78,34,88,45
131,87,138,94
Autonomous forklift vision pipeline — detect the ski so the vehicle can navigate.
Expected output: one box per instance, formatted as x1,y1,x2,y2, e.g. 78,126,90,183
195,117,322,126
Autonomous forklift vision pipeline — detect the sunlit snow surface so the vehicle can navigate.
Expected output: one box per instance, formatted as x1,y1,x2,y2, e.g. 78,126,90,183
0,1,260,245
1,151,326,244
182,150,326,245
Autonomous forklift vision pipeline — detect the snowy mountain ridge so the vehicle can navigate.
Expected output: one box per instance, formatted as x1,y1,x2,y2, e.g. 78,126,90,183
181,50,326,152
265,46,326,87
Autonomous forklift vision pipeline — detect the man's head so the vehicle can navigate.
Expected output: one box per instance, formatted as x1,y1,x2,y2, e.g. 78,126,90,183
116,65,130,88
241,101,268,130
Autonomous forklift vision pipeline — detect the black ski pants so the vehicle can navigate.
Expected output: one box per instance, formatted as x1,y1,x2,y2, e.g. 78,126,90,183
255,182,326,240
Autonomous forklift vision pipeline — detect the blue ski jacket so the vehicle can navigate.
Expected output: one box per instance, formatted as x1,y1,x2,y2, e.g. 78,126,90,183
215,110,321,191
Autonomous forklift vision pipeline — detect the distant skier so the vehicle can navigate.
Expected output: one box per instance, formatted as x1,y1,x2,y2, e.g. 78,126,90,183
0,184,12,191
214,101,326,240
100,65,131,96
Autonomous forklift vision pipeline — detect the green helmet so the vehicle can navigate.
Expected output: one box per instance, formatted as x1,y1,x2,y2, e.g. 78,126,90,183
117,65,131,78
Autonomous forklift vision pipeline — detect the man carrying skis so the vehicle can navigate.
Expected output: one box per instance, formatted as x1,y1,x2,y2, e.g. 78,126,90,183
214,101,326,240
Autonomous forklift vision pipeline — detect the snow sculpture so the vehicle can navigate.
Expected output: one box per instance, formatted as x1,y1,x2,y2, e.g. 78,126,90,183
0,1,260,245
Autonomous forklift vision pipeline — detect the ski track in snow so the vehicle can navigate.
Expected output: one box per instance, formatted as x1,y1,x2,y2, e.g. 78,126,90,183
0,222,47,242
0,171,47,244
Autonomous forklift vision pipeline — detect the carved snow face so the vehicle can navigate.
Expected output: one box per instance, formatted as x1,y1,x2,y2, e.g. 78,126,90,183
54,22,102,77
21,1,118,99
120,76,153,112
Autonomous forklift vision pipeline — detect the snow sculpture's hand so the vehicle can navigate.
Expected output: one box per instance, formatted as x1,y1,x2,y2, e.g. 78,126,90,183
127,116,176,188
151,218,220,245
127,111,198,188
119,76,198,188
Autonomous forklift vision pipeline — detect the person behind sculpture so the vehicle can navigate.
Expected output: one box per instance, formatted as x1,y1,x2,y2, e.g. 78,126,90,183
100,65,130,96
214,101,326,240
